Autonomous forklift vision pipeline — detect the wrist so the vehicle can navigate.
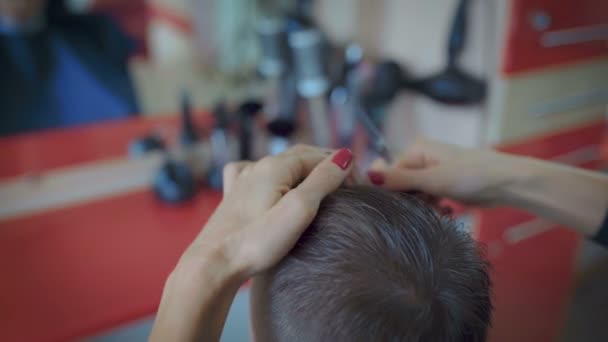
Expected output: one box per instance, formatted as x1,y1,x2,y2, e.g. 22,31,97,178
173,241,245,292
491,153,541,207
152,240,243,342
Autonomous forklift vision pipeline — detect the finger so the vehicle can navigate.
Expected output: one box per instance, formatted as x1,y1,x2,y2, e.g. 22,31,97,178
368,148,430,188
252,145,335,188
241,149,353,274
344,161,362,186
295,148,354,203
370,166,443,195
394,137,454,169
222,161,252,195
280,143,333,157
370,158,388,170
395,148,428,169
271,148,353,225
271,144,332,166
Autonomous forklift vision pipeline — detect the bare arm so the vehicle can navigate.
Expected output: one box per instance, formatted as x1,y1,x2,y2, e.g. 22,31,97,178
150,247,240,341
497,154,608,236
368,138,608,237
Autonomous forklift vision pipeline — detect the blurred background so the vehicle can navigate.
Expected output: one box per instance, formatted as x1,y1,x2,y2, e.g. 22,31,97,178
0,0,607,341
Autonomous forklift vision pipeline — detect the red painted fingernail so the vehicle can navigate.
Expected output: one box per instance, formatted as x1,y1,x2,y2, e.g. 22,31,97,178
367,170,385,185
332,148,353,170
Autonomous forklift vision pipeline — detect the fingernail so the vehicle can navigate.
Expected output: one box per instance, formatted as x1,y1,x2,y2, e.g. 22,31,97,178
367,170,385,185
332,148,353,170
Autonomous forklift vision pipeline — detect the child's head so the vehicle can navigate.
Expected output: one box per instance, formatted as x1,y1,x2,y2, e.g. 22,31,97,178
251,186,492,341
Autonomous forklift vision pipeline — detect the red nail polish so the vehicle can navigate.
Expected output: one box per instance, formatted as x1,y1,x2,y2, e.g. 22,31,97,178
367,170,385,185
332,148,353,170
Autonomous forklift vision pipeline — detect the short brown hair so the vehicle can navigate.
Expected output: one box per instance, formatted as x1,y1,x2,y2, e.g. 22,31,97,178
251,186,492,341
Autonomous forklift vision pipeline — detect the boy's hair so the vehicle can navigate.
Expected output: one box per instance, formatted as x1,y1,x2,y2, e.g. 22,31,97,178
251,186,492,342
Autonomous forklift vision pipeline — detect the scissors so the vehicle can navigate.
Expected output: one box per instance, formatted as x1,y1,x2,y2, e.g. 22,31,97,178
355,107,394,164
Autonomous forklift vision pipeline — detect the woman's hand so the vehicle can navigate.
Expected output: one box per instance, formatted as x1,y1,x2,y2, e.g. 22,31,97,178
151,145,354,342
193,145,354,278
367,138,512,206
367,137,608,240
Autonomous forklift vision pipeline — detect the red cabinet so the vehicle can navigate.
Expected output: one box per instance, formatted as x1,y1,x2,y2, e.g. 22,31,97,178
502,0,608,75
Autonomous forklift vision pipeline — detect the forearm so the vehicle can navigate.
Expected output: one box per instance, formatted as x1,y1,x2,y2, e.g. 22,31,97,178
496,153,608,236
149,245,242,342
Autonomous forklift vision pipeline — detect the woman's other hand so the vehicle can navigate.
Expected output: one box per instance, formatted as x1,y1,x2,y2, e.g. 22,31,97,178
367,138,512,206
